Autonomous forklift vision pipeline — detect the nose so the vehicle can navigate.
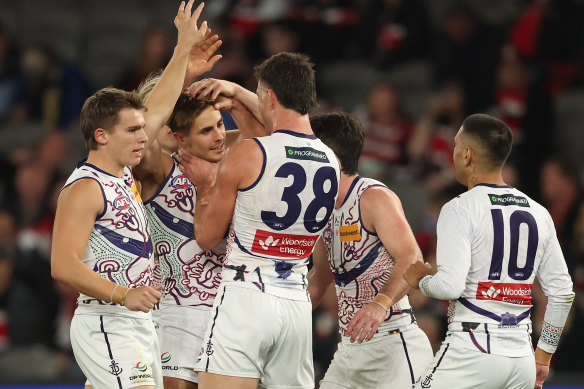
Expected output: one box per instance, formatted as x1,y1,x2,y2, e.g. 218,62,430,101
214,127,225,141
139,128,148,143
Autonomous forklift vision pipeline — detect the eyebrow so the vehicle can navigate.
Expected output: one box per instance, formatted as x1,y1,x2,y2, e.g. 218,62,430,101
128,124,145,131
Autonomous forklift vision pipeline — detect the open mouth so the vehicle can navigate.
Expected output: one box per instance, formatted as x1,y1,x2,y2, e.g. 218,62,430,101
211,143,225,152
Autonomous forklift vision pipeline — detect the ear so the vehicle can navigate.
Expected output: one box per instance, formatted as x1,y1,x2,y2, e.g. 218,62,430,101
267,89,278,110
173,132,186,147
94,128,108,146
463,146,473,167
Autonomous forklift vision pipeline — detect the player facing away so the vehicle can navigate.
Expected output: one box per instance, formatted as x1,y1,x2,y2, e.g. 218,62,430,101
404,114,574,389
51,88,164,389
184,53,341,389
308,112,434,388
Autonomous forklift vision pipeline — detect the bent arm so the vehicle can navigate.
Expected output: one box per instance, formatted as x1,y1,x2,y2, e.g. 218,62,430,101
419,201,471,300
307,238,335,310
225,99,268,147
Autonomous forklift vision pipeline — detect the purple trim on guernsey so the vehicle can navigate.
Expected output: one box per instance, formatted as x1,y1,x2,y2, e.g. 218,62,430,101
341,176,361,207
458,297,532,323
358,183,387,237
143,159,176,205
94,224,153,259
239,138,266,192
333,241,383,287
82,160,125,178
147,200,193,238
475,183,513,189
274,129,317,139
485,323,491,353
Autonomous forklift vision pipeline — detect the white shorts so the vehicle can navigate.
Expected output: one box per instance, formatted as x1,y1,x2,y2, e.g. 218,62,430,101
155,305,211,383
194,284,314,389
320,326,434,389
413,342,536,389
71,313,162,389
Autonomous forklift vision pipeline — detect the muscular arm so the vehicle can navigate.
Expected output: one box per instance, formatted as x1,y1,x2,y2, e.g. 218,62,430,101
346,186,423,343
194,139,263,249
50,180,162,312
307,238,335,310
224,99,268,147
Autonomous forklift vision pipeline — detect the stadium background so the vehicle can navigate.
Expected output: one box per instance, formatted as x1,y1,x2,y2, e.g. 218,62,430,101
0,0,582,387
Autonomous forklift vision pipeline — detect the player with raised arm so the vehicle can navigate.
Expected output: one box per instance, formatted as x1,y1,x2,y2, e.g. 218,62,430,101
404,114,574,389
51,1,213,387
308,112,433,388
181,53,341,389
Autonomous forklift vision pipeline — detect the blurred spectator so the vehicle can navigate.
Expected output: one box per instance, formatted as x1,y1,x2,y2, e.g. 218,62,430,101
11,162,51,229
353,82,413,182
0,24,20,123
247,19,301,63
11,46,91,129
432,1,505,114
408,82,464,193
118,25,172,91
359,0,430,69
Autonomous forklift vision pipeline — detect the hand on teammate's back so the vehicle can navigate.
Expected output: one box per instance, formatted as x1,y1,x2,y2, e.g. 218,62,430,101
124,285,163,313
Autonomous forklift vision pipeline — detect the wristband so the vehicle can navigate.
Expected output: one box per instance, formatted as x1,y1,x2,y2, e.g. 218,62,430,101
373,293,393,312
536,362,550,367
121,288,130,307
109,284,119,303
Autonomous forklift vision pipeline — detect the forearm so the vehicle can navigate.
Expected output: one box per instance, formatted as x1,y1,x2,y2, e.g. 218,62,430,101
143,46,190,143
536,292,575,354
419,270,466,300
307,272,333,310
379,253,420,306
52,255,128,304
233,85,263,125
229,100,267,140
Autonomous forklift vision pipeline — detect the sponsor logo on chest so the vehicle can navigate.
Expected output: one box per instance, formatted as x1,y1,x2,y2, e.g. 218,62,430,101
113,195,131,210
338,224,361,242
251,229,318,258
488,193,529,207
476,281,532,305
285,146,329,163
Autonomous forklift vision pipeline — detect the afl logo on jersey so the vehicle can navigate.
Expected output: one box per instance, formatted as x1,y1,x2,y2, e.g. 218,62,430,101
113,195,131,210
171,175,192,189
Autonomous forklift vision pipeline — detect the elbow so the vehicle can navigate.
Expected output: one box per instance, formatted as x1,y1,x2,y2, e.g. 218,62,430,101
51,262,71,287
196,234,216,251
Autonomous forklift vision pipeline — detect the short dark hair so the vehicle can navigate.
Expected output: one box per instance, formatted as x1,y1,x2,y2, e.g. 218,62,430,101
462,113,512,168
310,112,363,175
80,87,146,151
253,52,316,115
167,94,215,135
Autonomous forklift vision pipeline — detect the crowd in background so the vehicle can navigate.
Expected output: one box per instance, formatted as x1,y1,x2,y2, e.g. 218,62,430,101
0,0,583,385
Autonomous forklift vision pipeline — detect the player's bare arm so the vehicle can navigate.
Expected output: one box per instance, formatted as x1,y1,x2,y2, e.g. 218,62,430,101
307,238,335,310
188,78,264,125
51,179,162,312
193,139,263,249
224,99,268,146
346,186,423,343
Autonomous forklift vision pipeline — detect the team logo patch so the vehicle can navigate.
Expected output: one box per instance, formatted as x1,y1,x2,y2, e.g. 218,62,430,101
476,282,532,305
171,174,192,189
161,352,171,363
113,194,131,210
135,361,147,372
488,194,529,207
338,224,361,242
109,359,123,376
285,146,329,163
251,229,319,258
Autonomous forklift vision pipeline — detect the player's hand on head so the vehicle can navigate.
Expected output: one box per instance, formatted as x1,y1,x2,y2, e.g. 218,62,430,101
187,78,236,101
124,285,163,313
345,302,387,343
174,0,208,51
403,261,432,289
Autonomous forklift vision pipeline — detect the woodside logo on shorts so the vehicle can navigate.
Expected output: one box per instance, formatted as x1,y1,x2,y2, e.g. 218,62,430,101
338,224,361,242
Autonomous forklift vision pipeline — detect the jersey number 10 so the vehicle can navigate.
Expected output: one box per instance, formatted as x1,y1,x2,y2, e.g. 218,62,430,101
489,209,538,281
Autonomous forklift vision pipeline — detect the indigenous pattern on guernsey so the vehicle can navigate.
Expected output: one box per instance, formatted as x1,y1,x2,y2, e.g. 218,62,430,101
63,161,153,317
144,160,225,308
321,177,415,340
224,130,340,301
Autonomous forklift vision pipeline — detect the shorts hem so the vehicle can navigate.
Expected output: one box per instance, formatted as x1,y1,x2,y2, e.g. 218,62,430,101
162,369,198,383
194,368,260,380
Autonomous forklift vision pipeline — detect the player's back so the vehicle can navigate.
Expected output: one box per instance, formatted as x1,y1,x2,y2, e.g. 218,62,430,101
223,130,340,301
442,183,557,356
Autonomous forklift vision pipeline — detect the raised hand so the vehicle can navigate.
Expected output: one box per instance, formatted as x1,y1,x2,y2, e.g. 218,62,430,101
345,302,388,343
185,31,223,83
174,0,208,53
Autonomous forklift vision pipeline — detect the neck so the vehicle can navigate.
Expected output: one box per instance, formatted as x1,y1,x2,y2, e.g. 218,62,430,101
336,173,358,208
271,108,312,135
86,151,125,178
466,168,506,190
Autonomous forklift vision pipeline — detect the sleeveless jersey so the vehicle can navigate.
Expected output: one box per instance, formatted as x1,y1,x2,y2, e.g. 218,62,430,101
322,177,415,339
144,159,225,308
223,130,340,301
436,184,569,356
64,161,153,318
